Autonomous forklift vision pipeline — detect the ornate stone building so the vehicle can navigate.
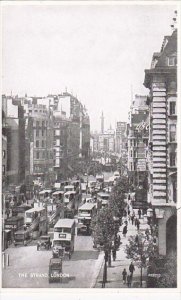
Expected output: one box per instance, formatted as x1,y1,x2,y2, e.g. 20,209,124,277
144,28,177,255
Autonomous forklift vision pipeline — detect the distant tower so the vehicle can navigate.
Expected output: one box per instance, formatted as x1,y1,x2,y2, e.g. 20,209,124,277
101,111,104,134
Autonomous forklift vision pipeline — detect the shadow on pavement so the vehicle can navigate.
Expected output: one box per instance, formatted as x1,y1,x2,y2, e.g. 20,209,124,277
71,250,99,261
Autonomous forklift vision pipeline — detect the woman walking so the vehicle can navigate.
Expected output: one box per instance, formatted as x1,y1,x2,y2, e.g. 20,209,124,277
123,225,127,237
122,268,127,284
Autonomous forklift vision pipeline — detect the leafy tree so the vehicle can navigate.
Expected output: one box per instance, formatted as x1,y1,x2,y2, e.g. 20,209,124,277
91,207,117,285
91,207,115,248
125,232,158,287
109,176,129,218
158,253,177,287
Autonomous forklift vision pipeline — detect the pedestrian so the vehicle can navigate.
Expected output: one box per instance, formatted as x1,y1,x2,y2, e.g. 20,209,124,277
137,219,140,230
127,274,131,287
138,208,142,219
122,268,127,284
6,208,10,218
118,235,121,246
131,215,134,225
128,214,131,223
129,262,135,279
112,248,116,261
145,228,150,240
123,225,127,237
135,217,138,227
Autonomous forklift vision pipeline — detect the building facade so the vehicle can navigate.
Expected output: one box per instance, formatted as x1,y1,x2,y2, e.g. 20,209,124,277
115,121,127,156
127,95,149,193
2,96,26,186
144,28,177,256
24,103,54,184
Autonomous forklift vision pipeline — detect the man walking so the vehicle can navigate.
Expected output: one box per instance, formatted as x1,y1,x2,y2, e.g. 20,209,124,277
122,225,127,237
138,208,142,219
136,219,140,231
127,274,131,287
129,262,135,280
131,214,134,225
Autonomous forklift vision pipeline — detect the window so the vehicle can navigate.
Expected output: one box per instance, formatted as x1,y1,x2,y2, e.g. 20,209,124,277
170,153,176,167
130,162,133,171
36,130,39,137
42,129,44,136
2,165,5,175
134,150,137,158
36,151,39,159
169,124,176,142
130,150,133,158
42,140,45,148
168,56,177,66
36,140,39,148
56,139,60,146
55,129,60,136
134,140,137,147
2,150,5,158
36,121,39,127
170,102,176,115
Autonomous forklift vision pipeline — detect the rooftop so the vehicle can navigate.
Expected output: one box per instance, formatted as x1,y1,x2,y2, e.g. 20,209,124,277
54,218,75,228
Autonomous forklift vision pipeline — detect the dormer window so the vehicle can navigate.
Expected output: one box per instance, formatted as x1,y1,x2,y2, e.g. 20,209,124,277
168,56,177,66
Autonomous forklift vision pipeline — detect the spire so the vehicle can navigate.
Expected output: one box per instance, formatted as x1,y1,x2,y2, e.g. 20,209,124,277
101,111,104,134
171,10,177,31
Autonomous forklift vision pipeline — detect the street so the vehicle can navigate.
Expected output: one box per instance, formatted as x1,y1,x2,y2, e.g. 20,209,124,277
2,233,101,288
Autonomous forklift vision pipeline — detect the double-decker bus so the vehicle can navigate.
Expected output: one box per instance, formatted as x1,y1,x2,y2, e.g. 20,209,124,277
24,207,47,236
97,192,110,209
39,189,52,201
12,204,32,217
77,203,97,235
5,216,24,231
53,219,75,259
64,185,75,193
52,191,64,203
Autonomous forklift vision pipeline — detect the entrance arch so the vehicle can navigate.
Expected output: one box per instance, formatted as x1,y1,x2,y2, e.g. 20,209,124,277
166,214,177,255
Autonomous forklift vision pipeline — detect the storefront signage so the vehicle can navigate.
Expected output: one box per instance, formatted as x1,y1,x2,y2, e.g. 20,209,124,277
59,233,66,239
136,120,149,132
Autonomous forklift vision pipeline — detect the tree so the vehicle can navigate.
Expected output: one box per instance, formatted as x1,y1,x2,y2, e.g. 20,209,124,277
125,232,158,287
109,176,129,218
148,252,177,288
91,207,115,248
91,207,116,286
158,253,177,287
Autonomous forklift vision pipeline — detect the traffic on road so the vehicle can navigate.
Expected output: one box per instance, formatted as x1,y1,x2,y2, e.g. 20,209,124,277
2,171,121,288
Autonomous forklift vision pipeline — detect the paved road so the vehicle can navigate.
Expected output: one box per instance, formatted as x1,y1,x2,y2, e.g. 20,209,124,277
2,232,101,288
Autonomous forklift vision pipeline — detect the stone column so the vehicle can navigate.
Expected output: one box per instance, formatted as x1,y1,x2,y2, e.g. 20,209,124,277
151,80,167,205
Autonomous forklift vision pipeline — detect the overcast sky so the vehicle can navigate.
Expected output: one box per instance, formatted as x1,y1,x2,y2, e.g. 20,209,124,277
2,3,177,131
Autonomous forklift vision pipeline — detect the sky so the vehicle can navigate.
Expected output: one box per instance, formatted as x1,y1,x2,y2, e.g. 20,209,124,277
1,2,177,131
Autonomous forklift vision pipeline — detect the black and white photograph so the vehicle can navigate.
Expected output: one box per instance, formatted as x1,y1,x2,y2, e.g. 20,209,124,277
1,0,180,296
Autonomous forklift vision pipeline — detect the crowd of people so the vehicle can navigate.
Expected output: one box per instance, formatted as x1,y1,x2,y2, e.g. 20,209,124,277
121,205,142,239
108,199,144,288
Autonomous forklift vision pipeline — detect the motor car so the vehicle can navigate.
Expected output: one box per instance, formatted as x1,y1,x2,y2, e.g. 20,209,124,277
49,258,63,283
37,235,51,250
14,230,30,246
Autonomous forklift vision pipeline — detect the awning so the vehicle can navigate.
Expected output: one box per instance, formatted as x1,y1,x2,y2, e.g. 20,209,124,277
168,171,177,177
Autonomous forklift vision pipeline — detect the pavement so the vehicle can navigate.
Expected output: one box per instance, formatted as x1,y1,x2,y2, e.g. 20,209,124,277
94,211,150,288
